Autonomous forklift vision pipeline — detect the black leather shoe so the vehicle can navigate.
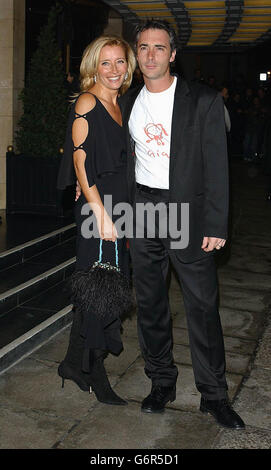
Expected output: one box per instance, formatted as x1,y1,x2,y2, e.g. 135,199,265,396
141,384,176,414
200,397,245,429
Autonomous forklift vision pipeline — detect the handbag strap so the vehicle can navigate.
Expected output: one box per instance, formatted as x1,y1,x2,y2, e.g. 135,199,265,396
98,239,119,268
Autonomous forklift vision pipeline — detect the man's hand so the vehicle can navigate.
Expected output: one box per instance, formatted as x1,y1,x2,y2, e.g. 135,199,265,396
75,180,81,201
202,237,226,252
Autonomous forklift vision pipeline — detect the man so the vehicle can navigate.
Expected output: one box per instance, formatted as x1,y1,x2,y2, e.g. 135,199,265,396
218,85,231,154
120,20,245,430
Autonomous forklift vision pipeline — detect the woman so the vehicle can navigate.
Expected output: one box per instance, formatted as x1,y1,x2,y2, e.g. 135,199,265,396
57,36,136,405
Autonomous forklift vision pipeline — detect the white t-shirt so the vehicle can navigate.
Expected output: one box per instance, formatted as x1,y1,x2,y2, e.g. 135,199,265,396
129,76,177,189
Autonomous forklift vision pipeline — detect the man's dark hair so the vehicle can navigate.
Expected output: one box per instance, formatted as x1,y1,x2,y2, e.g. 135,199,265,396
134,19,178,53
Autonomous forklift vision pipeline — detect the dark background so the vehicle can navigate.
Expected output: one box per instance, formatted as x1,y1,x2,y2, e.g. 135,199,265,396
25,0,271,89
25,0,109,76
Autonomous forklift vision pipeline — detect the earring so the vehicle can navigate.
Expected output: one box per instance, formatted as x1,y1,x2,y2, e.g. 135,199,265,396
124,72,128,81
94,75,97,83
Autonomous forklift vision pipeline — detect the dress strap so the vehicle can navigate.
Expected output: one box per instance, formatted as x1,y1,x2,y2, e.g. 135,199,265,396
73,142,86,152
74,112,88,120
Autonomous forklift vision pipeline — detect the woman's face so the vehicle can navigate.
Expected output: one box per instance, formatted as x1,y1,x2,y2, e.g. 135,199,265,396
96,45,128,91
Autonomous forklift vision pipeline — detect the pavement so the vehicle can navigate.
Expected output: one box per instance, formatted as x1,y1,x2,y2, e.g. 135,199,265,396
0,160,271,454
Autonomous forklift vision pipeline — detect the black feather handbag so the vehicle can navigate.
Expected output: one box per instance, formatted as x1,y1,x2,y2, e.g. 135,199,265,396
71,239,133,325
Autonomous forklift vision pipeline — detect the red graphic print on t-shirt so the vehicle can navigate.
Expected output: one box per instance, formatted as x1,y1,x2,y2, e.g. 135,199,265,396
144,123,168,146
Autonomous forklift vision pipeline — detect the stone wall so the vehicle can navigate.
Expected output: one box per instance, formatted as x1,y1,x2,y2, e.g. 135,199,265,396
0,0,25,209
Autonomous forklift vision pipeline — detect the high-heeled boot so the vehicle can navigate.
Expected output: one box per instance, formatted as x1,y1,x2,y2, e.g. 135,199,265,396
88,349,128,406
58,309,90,392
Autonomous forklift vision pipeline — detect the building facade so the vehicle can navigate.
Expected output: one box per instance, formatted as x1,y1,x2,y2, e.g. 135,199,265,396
0,0,25,210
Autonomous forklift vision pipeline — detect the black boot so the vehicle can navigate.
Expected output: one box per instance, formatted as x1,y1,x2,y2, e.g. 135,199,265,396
58,309,90,392
88,349,128,406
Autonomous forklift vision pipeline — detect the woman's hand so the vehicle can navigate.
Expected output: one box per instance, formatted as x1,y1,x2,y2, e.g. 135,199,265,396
97,211,118,242
75,180,81,201
73,173,117,241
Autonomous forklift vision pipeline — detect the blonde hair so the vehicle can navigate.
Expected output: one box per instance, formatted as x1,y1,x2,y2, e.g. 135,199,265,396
76,35,136,98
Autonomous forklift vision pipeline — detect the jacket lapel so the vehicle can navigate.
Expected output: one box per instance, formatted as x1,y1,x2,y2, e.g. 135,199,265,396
121,84,143,126
169,78,191,183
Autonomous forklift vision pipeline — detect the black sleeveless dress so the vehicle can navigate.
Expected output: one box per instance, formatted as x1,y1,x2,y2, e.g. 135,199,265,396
57,93,129,365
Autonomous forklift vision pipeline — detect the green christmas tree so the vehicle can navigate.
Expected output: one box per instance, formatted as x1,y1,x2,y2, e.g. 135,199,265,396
16,4,68,158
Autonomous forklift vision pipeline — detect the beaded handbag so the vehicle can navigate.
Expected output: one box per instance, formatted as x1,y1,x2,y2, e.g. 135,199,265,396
71,239,133,325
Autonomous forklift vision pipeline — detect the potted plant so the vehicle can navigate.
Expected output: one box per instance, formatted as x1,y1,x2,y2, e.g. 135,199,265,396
6,3,71,216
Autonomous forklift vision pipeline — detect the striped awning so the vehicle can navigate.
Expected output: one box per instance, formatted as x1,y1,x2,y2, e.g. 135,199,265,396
102,1,271,49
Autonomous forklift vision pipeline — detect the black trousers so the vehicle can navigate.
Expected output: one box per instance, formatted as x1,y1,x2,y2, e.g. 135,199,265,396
129,187,228,400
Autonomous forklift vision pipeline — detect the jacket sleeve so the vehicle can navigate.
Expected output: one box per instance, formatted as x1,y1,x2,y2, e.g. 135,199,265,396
201,92,229,238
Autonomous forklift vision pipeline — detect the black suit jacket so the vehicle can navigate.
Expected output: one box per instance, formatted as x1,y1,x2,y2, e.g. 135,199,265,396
121,76,229,263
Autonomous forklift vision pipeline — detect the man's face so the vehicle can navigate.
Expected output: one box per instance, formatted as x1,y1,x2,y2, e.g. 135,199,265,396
136,28,176,82
222,87,229,100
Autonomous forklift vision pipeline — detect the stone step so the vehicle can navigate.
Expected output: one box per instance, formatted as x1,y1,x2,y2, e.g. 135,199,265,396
0,256,75,316
0,304,73,375
0,224,77,374
0,223,76,271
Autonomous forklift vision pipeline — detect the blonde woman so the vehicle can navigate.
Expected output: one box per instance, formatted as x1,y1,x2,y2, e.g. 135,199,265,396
57,36,136,405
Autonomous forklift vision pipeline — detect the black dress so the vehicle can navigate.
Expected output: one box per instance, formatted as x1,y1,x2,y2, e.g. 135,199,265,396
57,93,129,368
